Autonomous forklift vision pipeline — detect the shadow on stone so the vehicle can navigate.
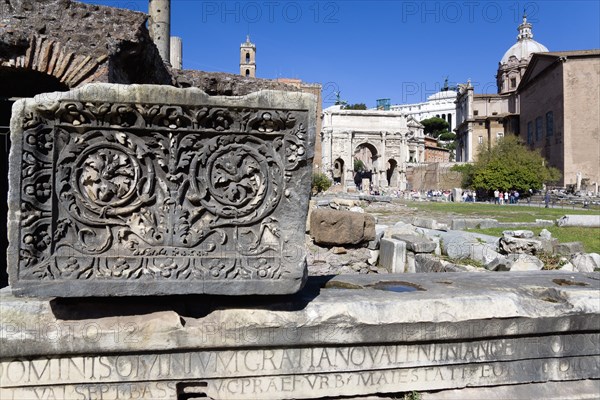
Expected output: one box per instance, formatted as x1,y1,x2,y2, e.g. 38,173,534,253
49,276,334,321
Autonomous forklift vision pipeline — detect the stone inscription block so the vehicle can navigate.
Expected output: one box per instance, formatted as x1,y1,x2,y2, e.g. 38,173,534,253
8,84,316,296
1,334,598,387
1,356,598,400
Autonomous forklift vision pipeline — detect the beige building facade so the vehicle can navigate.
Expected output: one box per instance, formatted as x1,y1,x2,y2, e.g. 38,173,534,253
455,87,518,162
518,50,600,188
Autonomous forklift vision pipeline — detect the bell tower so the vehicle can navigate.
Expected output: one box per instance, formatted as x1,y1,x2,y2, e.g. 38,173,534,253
240,35,256,78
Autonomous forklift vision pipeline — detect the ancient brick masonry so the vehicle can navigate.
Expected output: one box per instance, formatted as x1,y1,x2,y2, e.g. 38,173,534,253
0,1,304,93
0,0,172,86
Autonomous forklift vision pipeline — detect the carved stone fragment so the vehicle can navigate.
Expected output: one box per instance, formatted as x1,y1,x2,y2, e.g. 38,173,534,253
8,84,316,296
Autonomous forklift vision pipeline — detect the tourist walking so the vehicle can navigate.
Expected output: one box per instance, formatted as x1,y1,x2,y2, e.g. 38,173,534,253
545,191,551,208
494,189,500,204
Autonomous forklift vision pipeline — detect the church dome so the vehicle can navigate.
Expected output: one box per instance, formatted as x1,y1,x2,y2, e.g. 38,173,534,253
500,15,548,64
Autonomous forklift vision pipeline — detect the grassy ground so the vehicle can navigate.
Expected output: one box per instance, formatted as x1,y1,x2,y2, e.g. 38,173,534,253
468,226,600,254
399,201,599,223
397,200,600,253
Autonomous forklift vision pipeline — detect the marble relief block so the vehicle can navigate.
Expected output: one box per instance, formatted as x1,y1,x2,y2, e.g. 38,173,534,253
8,84,315,296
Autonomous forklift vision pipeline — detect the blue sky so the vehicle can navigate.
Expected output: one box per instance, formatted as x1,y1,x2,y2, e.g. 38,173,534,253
82,1,599,107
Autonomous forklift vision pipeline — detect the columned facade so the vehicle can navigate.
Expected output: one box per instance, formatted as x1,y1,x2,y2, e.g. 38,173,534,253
321,106,425,191
389,89,458,131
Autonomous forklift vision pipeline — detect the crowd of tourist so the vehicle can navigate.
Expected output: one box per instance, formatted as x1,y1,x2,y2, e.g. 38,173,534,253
493,189,521,205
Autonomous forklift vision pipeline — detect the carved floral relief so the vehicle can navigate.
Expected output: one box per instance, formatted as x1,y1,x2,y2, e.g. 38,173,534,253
14,100,310,286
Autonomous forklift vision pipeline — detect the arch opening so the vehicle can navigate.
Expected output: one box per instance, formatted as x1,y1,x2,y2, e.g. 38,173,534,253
354,143,378,190
387,159,399,187
353,143,378,171
333,158,344,186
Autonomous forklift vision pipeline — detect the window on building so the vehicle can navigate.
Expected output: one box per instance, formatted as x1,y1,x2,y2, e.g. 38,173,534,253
535,117,542,141
478,136,483,144
474,110,479,116
245,69,250,77
510,77,517,88
527,122,533,145
546,111,554,136
246,52,250,63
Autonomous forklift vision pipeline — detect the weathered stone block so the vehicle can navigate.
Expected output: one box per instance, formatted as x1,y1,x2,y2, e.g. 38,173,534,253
571,253,600,273
424,380,600,400
508,254,544,271
555,242,585,255
470,243,502,265
367,224,388,250
391,234,437,253
452,188,462,202
442,234,480,260
406,252,416,273
305,199,316,233
310,209,375,246
1,272,599,398
478,219,499,229
557,214,600,227
539,238,558,254
451,218,499,230
414,253,473,273
359,195,392,203
499,236,543,255
451,219,467,230
487,254,544,271
503,230,535,239
486,256,509,271
379,238,406,273
329,198,358,208
384,222,418,239
412,217,438,229
8,84,316,297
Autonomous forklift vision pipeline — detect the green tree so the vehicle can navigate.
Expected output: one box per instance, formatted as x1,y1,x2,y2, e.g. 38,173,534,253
470,136,561,192
312,172,332,193
451,163,475,188
442,140,457,161
343,103,367,110
438,131,456,141
354,159,366,172
420,117,450,138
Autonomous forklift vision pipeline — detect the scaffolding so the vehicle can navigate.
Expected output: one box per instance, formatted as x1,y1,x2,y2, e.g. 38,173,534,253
376,98,390,111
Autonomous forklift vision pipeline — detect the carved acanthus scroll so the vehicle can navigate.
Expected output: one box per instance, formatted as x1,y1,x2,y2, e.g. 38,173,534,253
13,97,310,287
